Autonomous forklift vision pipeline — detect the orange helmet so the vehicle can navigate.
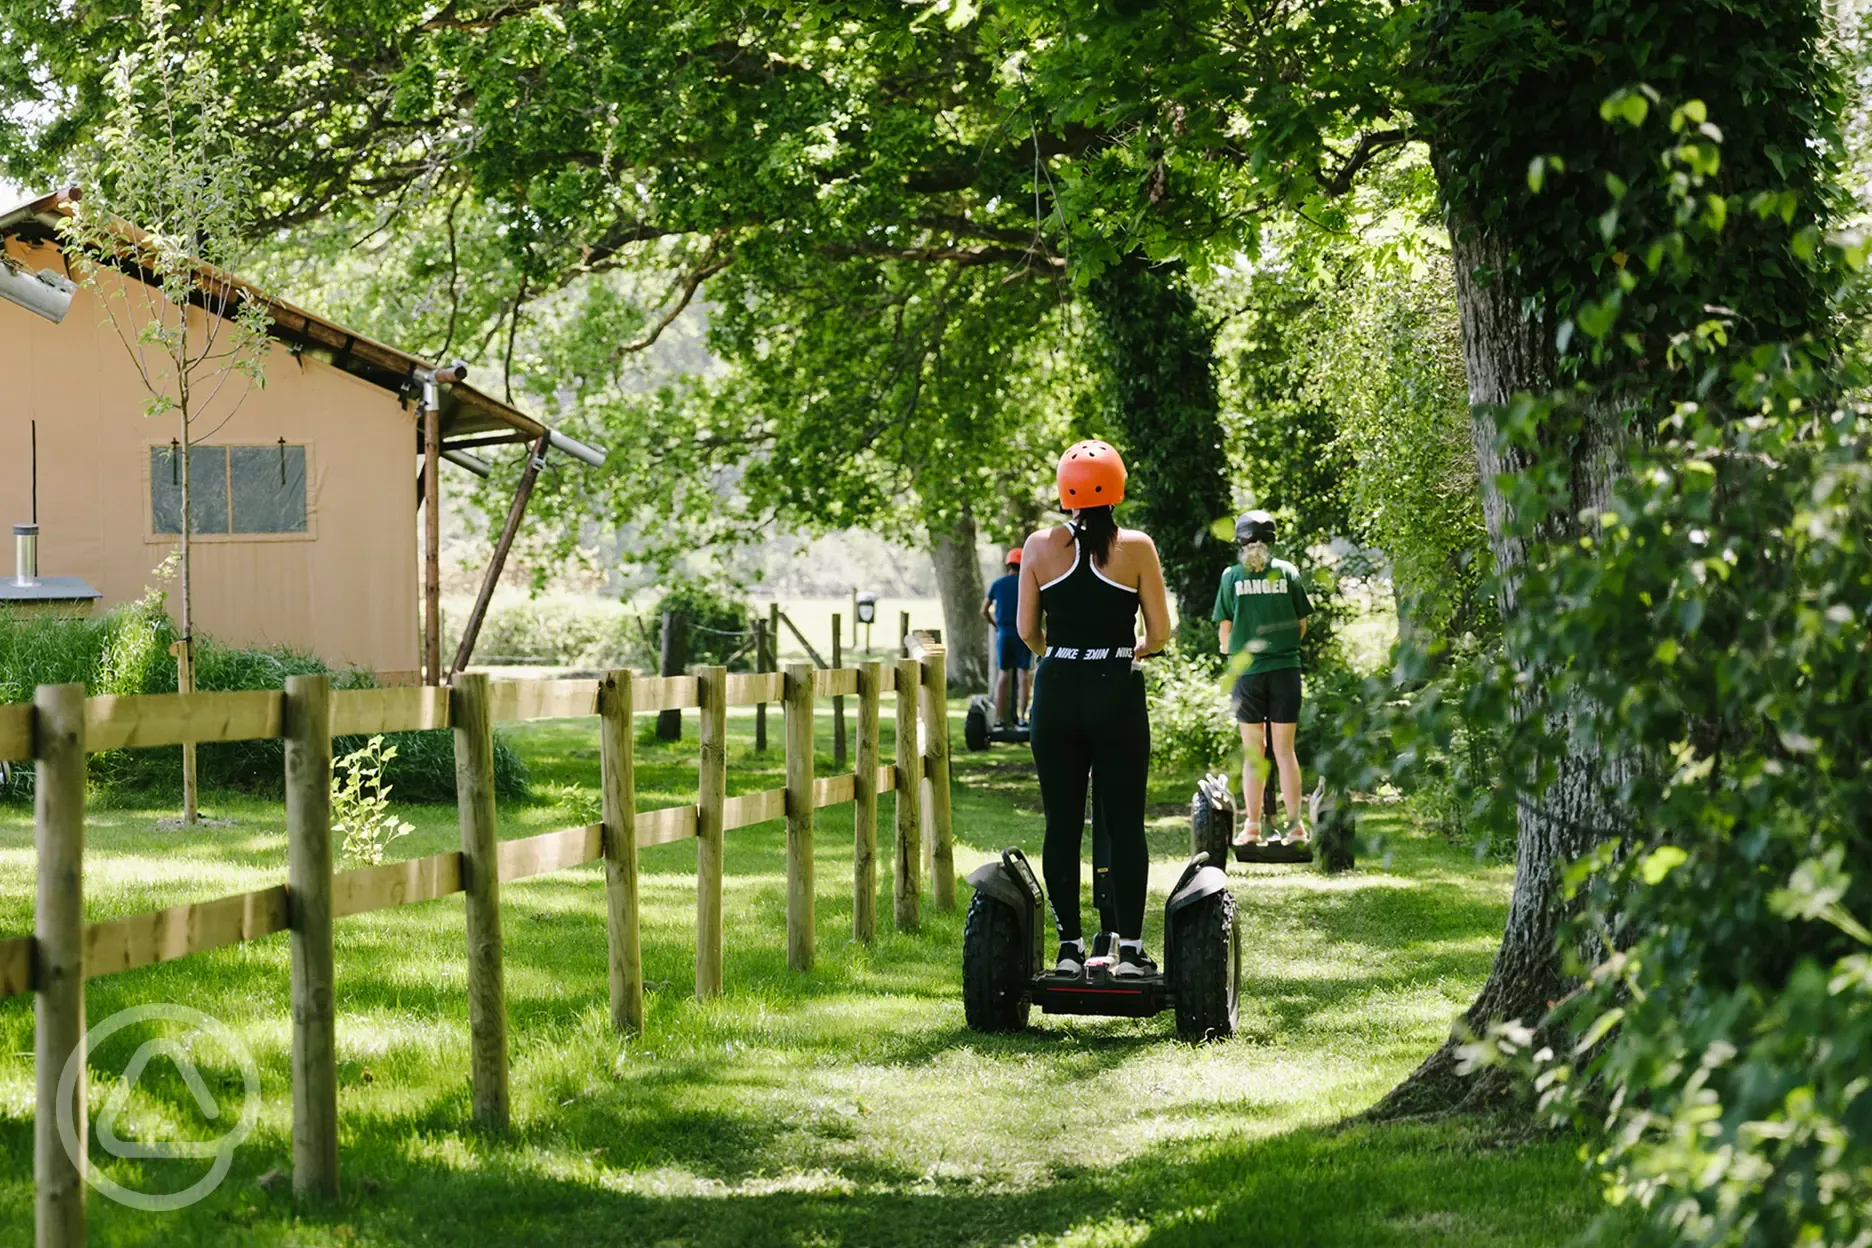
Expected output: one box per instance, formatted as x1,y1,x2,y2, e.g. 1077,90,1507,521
1005,548,1023,567
1056,439,1126,508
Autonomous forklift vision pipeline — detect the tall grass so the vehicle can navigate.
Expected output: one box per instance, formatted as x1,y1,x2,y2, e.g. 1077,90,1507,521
0,599,526,802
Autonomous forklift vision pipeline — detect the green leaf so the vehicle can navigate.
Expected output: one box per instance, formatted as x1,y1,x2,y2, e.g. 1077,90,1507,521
1601,89,1650,128
1640,846,1689,885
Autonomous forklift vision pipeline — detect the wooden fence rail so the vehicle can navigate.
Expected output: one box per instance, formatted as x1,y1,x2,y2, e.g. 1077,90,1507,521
2,643,952,1248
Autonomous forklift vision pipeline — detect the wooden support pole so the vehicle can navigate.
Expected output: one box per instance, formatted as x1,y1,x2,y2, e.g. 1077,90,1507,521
423,402,442,686
831,613,846,770
695,665,727,998
285,674,339,1199
778,610,830,668
450,433,550,678
657,611,687,742
600,670,643,1034
176,637,198,824
753,617,768,753
854,661,881,944
783,662,816,971
35,682,84,1248
899,610,911,657
894,658,922,931
451,672,509,1129
923,650,955,910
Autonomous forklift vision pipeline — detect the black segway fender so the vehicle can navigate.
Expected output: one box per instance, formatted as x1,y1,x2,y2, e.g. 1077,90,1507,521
1164,861,1231,924
965,857,1032,915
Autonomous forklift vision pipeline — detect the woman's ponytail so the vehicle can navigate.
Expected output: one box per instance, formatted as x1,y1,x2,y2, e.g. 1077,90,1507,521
1074,506,1119,566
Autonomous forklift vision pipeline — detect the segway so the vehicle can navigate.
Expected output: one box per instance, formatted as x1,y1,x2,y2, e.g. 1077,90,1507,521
961,837,1240,1041
1191,725,1357,871
963,694,1030,750
1191,721,1315,865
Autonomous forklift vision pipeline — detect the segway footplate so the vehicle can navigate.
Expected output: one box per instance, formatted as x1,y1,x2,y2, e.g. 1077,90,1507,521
1234,839,1315,865
1030,968,1168,1018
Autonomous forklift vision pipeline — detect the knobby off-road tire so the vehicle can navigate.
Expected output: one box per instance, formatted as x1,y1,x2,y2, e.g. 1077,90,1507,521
962,891,1030,1032
1315,807,1357,874
1190,781,1232,870
964,699,991,752
1173,891,1240,1042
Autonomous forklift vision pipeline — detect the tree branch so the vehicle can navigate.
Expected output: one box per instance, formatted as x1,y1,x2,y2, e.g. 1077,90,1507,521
608,235,732,361
1318,129,1413,197
421,0,553,33
817,241,1067,272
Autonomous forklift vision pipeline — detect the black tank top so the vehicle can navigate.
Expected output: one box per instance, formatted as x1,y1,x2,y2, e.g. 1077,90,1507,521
1037,526,1139,658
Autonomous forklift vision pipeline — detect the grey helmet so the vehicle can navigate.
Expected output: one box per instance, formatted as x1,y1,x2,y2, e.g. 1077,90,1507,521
1234,510,1276,545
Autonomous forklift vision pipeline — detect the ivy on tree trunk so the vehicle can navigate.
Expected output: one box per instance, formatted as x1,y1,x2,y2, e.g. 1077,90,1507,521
1086,259,1233,646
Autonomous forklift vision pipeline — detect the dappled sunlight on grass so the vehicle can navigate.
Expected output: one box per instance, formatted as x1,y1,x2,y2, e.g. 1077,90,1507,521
0,705,1630,1246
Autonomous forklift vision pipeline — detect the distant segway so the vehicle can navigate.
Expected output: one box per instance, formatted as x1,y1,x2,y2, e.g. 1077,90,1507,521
961,846,1240,1041
963,695,1030,750
1191,774,1314,865
1190,722,1356,870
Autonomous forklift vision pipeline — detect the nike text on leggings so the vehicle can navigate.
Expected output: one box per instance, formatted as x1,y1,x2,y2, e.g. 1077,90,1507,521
1029,658,1150,942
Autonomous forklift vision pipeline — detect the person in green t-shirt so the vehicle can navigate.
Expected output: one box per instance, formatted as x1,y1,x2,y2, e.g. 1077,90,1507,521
1211,510,1312,846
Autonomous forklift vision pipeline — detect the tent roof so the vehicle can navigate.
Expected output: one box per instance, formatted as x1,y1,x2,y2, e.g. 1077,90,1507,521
0,186,556,453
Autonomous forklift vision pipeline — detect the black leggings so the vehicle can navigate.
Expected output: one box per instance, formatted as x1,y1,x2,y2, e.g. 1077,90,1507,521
1029,659,1150,942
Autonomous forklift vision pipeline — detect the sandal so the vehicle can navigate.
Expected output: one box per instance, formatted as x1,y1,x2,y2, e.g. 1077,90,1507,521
1281,821,1310,846
1233,820,1263,847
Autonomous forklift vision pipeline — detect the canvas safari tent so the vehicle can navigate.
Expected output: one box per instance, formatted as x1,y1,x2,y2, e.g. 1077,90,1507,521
0,187,599,685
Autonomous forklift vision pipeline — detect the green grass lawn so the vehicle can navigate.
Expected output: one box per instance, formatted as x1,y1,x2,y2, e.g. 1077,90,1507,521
0,703,1627,1247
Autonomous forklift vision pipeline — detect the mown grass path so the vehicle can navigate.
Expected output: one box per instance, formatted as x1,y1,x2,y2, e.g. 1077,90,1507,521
0,705,1623,1246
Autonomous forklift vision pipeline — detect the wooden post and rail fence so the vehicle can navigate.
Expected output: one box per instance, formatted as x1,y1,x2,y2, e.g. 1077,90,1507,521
1,638,953,1248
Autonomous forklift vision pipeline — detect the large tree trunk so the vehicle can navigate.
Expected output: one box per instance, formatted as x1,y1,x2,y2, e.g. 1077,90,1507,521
1371,203,1633,1118
1086,259,1233,644
1374,0,1833,1115
928,505,990,692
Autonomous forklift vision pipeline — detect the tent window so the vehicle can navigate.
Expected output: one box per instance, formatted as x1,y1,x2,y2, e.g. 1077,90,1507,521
230,445,308,533
150,446,229,535
152,445,308,535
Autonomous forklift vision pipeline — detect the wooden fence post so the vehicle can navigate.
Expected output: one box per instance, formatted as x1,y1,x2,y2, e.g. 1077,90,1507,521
285,674,339,1199
753,618,769,753
600,670,643,1034
35,682,84,1248
657,611,687,742
695,665,727,998
899,610,911,657
922,650,955,910
854,661,881,944
894,657,922,931
784,662,815,971
451,672,509,1129
831,614,846,771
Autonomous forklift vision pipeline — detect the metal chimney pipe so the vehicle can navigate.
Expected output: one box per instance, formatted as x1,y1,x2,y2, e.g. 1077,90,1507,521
14,523,38,586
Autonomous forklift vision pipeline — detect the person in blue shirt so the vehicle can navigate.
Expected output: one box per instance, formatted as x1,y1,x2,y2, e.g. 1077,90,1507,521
980,548,1031,725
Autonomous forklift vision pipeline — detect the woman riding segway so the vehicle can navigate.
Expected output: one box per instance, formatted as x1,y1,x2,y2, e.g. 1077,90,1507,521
1015,440,1172,978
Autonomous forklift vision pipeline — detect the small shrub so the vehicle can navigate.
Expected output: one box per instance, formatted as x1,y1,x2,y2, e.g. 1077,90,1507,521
651,581,756,671
455,593,650,669
1145,650,1237,773
332,735,413,866
0,605,528,804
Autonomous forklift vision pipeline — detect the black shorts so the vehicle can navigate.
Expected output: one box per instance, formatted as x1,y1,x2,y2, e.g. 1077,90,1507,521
1233,667,1301,724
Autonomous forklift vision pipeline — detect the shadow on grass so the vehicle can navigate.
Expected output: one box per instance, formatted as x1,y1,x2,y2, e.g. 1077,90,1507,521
0,712,1591,1247
37,1109,1626,1248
